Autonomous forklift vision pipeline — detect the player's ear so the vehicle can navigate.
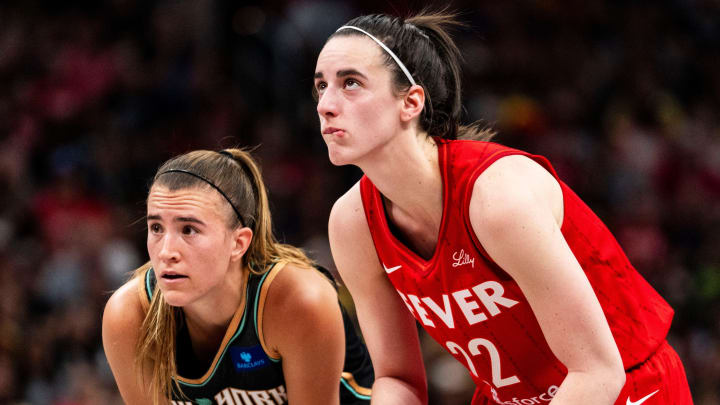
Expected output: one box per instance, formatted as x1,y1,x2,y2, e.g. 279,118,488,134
400,84,425,123
230,227,253,262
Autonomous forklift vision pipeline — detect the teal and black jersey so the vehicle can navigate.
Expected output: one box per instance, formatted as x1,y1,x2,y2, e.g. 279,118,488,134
141,261,373,405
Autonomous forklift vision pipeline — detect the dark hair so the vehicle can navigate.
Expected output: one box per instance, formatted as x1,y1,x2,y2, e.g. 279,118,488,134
327,10,494,141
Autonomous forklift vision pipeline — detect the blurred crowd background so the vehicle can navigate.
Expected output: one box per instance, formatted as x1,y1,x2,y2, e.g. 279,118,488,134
0,0,718,404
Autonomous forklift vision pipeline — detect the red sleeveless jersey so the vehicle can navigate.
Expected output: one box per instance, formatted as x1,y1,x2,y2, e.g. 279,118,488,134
359,138,674,404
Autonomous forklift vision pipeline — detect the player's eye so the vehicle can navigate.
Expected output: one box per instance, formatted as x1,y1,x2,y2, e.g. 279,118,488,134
182,225,198,235
344,79,360,89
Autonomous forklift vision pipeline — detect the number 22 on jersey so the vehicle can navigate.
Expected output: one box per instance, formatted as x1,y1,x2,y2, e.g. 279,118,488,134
446,338,520,389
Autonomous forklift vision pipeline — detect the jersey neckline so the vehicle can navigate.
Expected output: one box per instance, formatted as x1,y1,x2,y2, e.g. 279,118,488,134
372,137,451,277
143,266,252,386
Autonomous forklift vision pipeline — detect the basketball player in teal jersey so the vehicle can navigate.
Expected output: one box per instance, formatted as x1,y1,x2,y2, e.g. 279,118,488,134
102,149,373,405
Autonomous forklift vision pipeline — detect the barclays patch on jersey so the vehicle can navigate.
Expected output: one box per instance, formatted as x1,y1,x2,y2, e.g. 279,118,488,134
230,345,269,372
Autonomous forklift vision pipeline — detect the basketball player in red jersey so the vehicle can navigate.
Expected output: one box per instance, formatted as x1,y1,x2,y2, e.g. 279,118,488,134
313,11,693,405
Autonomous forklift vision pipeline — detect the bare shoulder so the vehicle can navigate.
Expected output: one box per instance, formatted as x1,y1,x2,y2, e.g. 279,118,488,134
263,263,342,356
328,181,377,262
267,263,338,313
471,154,562,227
329,182,367,236
103,276,145,332
327,182,383,283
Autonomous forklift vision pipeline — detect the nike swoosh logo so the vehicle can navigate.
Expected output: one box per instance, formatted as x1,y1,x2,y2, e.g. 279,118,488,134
383,264,402,274
626,389,659,405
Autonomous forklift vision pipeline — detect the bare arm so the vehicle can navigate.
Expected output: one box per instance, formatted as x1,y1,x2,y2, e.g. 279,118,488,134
263,263,346,405
470,155,625,404
329,183,428,405
102,277,157,405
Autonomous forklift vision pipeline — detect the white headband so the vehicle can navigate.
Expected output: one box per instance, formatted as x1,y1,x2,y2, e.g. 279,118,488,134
336,25,416,86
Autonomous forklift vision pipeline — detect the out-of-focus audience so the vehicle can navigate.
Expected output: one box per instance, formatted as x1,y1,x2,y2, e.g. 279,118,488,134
0,1,718,404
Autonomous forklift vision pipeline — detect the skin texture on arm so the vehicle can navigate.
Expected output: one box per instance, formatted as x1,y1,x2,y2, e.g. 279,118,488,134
102,276,157,405
262,263,345,405
329,183,428,405
469,155,626,404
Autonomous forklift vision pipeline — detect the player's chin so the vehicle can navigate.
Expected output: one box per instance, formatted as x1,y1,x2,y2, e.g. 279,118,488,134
160,290,192,307
327,147,352,166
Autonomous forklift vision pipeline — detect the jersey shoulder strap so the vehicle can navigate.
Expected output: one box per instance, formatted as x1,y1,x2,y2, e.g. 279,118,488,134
137,264,154,313
247,261,289,361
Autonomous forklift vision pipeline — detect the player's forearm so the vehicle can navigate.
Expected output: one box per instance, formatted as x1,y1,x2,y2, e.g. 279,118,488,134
370,376,428,405
550,369,625,404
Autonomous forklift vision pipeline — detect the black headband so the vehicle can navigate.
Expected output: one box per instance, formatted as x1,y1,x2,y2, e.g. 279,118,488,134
156,168,247,227
218,150,258,229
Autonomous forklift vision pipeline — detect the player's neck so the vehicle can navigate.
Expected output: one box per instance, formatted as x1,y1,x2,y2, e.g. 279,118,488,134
182,266,247,355
360,132,443,236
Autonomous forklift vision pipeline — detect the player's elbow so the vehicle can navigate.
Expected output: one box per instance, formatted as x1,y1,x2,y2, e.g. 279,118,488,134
607,346,626,391
596,356,626,399
567,349,626,400
616,373,627,398
565,361,625,402
609,362,627,397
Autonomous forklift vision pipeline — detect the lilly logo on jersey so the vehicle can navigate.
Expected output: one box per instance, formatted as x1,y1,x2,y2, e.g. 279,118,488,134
230,345,269,372
452,249,475,268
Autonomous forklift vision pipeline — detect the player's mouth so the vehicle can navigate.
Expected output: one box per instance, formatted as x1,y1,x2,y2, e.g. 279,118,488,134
323,127,345,136
160,271,188,280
